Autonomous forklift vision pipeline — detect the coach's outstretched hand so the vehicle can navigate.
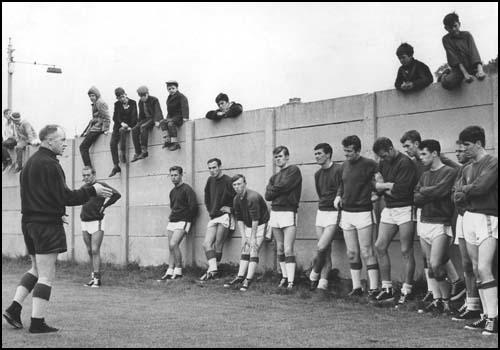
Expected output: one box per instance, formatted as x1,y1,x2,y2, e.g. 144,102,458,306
94,183,113,198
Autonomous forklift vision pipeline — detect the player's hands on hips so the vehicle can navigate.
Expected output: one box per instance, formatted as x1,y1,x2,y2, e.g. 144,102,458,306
94,183,113,198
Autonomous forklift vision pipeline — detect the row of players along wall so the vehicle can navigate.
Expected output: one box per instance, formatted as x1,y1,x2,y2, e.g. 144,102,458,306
2,75,498,282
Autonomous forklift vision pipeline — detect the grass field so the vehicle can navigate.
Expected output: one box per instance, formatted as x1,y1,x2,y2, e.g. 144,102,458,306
1,256,497,348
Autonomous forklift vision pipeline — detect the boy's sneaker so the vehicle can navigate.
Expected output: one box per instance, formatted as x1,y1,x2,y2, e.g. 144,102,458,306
240,279,252,292
29,318,58,333
201,271,219,281
464,314,487,330
157,271,173,281
421,290,433,303
224,276,244,288
168,143,181,151
482,317,498,335
375,287,395,303
348,288,364,297
452,309,482,322
91,279,101,288
309,279,319,291
450,279,466,301
367,289,380,303
162,141,172,149
278,277,288,288
3,308,23,329
131,154,141,162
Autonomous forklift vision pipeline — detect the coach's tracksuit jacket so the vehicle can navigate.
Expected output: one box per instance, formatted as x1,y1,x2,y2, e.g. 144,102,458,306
21,147,96,224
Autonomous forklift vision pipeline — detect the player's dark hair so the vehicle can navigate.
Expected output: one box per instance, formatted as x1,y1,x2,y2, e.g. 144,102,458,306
342,135,362,152
459,125,486,147
273,145,289,156
314,143,333,158
169,166,183,174
215,93,229,104
231,174,246,183
372,137,394,154
419,139,441,155
207,158,222,167
82,165,96,175
400,130,422,144
396,43,414,57
39,124,61,141
443,12,459,27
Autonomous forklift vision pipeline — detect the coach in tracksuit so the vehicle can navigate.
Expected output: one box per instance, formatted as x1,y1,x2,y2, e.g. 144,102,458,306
3,125,111,334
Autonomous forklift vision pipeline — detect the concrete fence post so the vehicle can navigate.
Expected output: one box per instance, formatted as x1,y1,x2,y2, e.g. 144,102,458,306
185,121,195,267
264,108,277,271
362,93,377,157
69,138,76,262
492,75,498,157
120,136,130,266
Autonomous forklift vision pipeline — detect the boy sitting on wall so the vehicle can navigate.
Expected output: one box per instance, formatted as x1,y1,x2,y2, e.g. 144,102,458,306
205,93,243,121
440,12,486,90
394,43,433,92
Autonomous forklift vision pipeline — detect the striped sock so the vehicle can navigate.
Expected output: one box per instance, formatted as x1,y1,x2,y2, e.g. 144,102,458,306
367,264,379,290
317,278,328,290
166,267,174,276
350,262,362,290
278,254,287,278
238,254,250,277
428,277,441,299
285,256,296,283
466,296,481,311
173,267,182,276
381,280,393,290
247,257,259,280
14,272,38,305
32,282,51,319
480,281,498,318
310,270,320,282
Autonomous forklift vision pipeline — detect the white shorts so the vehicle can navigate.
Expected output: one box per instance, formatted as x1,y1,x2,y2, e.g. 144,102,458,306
454,214,464,245
207,213,235,230
380,206,415,226
269,211,297,229
462,211,498,246
243,223,268,239
167,221,191,233
315,210,339,228
340,210,376,231
417,221,453,245
81,219,105,234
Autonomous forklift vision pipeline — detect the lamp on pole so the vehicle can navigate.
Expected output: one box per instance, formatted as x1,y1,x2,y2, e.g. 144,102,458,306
6,37,62,110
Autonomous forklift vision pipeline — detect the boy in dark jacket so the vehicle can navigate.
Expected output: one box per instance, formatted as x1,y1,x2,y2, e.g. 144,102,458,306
205,93,243,120
440,12,486,90
395,43,433,92
131,86,164,161
109,87,137,177
159,81,189,151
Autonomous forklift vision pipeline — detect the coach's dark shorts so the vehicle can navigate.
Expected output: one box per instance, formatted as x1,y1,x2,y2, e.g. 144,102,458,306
22,222,67,255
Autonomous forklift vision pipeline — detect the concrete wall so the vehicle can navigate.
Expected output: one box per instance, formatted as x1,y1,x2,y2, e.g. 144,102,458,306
2,75,498,282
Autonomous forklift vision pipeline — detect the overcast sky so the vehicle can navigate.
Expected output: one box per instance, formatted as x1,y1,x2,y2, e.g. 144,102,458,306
2,2,498,136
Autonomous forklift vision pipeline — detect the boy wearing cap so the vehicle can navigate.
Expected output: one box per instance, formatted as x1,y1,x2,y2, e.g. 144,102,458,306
131,86,164,161
10,112,39,172
80,86,111,167
108,88,138,177
159,81,189,151
205,93,243,121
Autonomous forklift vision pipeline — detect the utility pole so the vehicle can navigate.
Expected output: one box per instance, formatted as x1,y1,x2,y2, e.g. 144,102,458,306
6,38,62,111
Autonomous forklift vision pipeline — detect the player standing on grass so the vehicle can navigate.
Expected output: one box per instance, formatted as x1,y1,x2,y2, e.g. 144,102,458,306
308,143,342,291
200,158,236,281
413,140,457,315
81,166,121,288
334,136,380,300
373,137,418,306
3,125,112,333
454,126,498,335
158,166,198,281
265,146,302,290
224,174,270,291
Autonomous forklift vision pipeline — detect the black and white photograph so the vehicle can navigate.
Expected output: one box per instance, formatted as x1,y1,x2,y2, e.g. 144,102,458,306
2,2,498,347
